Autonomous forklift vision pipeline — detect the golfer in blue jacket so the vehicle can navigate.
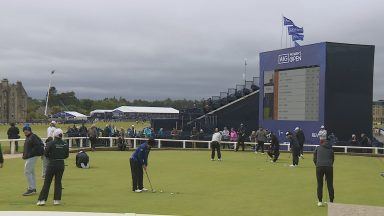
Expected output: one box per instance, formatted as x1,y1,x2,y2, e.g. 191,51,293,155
130,139,154,192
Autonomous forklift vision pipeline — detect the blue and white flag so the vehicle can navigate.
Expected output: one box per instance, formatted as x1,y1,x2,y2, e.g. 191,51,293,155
283,16,294,26
288,25,304,35
292,33,304,41
294,41,300,47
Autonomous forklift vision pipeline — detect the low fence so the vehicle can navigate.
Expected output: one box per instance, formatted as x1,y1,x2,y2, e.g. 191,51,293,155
2,137,384,156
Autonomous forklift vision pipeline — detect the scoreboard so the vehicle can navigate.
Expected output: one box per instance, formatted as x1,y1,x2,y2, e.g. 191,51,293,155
259,42,374,143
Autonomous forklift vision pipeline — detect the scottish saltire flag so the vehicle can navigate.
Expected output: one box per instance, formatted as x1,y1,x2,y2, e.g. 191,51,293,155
288,25,304,35
283,16,294,26
292,34,304,41
294,41,300,47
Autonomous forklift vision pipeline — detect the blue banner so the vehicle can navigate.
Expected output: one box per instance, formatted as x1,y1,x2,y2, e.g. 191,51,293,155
292,34,304,41
288,25,304,35
283,16,294,26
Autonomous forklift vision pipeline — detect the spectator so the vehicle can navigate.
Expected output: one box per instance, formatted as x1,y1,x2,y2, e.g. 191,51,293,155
171,128,178,139
79,123,88,146
222,127,230,149
255,127,267,154
117,127,126,151
328,133,338,146
230,128,238,149
190,127,199,148
249,131,257,151
235,123,246,152
88,125,99,151
72,125,80,147
7,123,20,152
318,125,327,144
157,128,164,139
360,133,371,153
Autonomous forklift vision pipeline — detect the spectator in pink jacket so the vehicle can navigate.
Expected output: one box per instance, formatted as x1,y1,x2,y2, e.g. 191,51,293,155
230,128,238,141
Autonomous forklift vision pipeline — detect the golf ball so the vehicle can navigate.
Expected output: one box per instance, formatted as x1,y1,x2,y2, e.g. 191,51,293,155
160,190,163,193
171,193,174,195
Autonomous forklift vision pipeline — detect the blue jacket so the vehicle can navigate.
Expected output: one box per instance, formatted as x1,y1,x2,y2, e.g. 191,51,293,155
130,143,151,166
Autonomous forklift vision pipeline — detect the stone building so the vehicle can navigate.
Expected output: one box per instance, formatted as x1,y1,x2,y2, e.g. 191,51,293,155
373,100,384,125
0,79,28,123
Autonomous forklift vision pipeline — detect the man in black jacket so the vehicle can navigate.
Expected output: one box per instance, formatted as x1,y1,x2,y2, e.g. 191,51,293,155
286,131,300,167
0,143,3,168
267,132,280,162
37,128,69,206
295,127,305,159
76,151,90,168
7,123,20,152
313,140,335,207
235,123,246,151
22,126,44,196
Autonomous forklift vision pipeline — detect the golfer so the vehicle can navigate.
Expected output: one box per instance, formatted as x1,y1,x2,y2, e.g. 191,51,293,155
286,132,300,167
37,129,69,206
76,151,90,169
130,139,154,193
22,126,44,196
211,128,222,161
43,121,57,179
267,132,280,162
313,140,334,207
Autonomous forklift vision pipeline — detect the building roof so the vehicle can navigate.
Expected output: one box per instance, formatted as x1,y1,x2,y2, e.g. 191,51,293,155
114,106,179,114
52,111,87,119
64,111,87,118
90,109,114,115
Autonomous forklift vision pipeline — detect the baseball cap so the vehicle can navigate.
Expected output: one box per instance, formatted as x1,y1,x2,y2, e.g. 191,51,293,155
320,125,325,129
54,128,63,137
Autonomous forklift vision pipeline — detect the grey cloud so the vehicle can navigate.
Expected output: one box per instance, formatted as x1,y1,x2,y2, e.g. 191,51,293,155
0,0,383,100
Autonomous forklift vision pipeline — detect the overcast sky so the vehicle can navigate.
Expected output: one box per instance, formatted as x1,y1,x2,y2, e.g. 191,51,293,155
0,0,383,100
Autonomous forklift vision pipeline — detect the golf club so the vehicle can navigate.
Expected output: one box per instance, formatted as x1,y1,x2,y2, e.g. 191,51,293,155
144,169,156,193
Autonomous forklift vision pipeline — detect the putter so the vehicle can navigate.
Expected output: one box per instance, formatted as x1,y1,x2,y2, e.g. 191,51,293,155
144,169,156,193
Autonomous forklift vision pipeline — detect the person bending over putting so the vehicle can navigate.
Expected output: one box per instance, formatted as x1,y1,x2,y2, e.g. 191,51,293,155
130,138,154,193
76,151,90,169
313,140,334,207
37,129,69,206
211,128,222,161
267,132,280,162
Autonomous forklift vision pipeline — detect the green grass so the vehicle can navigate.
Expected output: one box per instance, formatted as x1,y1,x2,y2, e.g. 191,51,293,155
0,151,383,216
0,121,149,153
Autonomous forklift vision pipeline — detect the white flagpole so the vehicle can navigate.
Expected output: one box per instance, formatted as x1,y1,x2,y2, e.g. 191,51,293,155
44,71,55,116
243,58,247,83
281,15,284,48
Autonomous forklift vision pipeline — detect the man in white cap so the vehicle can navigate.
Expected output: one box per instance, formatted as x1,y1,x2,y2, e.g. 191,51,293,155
318,125,327,144
37,128,69,206
42,121,57,178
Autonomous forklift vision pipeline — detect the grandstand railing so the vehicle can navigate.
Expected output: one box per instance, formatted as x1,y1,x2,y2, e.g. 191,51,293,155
3,137,384,156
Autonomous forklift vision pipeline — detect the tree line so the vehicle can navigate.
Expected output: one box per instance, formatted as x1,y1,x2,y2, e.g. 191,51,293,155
26,86,203,121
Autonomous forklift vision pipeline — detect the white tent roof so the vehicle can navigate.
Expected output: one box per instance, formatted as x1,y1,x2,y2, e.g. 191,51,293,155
90,109,114,115
64,111,87,118
114,106,179,114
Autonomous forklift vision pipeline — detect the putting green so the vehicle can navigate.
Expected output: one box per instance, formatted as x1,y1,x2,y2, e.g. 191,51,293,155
0,151,383,216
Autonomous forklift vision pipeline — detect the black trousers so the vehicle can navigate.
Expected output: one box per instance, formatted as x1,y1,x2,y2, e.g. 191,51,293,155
38,163,65,201
299,141,304,155
211,141,221,159
292,148,300,165
130,158,143,191
90,137,97,150
256,141,265,153
316,166,334,202
267,150,280,162
235,140,245,151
